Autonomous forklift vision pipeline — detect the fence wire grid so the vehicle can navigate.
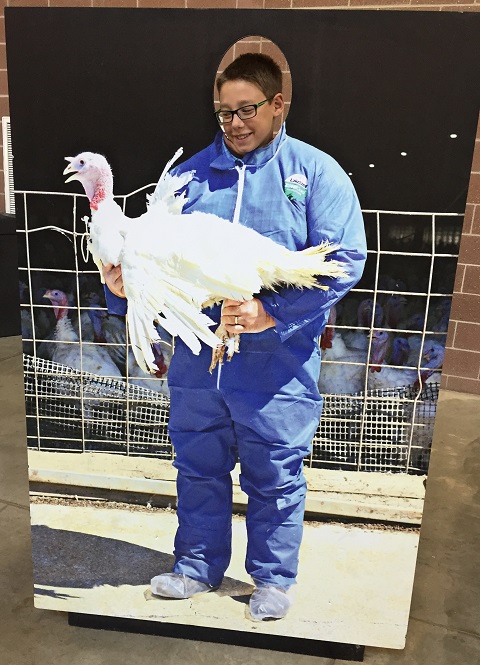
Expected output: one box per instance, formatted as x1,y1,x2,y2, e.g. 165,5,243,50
24,353,439,473
16,186,463,475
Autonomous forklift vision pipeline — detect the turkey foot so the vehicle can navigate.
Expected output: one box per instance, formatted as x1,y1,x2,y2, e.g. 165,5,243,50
209,323,241,372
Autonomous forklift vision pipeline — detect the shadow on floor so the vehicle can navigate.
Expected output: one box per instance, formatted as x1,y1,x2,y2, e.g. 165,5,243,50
31,525,254,599
32,525,175,589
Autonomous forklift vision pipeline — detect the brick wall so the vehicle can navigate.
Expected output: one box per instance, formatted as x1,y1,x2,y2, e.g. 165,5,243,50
1,0,479,394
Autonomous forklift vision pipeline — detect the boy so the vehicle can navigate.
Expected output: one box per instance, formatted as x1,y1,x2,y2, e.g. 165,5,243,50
104,53,366,620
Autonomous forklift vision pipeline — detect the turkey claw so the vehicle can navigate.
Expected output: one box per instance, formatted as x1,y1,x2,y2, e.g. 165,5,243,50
209,344,225,373
225,333,240,360
209,324,241,373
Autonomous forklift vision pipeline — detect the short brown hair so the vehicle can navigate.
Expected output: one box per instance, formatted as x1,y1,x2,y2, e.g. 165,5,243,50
216,53,282,99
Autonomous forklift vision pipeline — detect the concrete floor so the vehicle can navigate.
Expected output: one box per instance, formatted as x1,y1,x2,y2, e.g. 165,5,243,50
1,334,480,665
29,503,419,649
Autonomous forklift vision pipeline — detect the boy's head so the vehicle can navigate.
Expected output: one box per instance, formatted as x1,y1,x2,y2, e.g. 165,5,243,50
215,53,285,157
216,53,282,99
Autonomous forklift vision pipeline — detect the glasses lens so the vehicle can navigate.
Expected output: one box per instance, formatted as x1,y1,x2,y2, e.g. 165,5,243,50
217,111,233,124
237,105,256,120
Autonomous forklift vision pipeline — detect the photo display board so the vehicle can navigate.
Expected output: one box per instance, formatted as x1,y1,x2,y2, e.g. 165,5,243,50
5,7,480,655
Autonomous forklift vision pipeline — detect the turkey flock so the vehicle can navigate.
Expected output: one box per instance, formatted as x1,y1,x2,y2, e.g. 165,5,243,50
20,276,172,399
319,286,447,396
20,269,448,400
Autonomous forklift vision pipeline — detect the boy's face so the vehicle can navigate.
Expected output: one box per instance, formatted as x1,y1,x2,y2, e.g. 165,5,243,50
218,80,284,158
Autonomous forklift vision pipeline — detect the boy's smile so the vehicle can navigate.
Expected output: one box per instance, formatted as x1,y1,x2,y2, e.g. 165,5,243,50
218,80,284,158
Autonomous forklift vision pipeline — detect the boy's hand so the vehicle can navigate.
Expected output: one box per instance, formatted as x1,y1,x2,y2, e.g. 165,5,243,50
222,298,276,334
103,263,126,298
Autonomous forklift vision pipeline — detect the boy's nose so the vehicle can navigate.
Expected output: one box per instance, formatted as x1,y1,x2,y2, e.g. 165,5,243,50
231,113,245,129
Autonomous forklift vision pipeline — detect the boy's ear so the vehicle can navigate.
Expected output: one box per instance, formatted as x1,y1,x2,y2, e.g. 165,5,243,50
272,92,285,117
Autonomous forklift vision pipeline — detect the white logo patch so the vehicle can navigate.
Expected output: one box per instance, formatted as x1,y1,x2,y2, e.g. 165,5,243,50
284,174,308,202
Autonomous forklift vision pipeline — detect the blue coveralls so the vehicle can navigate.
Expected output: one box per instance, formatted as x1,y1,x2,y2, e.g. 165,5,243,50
106,125,367,590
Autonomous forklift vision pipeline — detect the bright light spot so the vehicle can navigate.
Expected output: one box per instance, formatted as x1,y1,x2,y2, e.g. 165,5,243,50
369,163,375,168
450,133,458,139
348,172,353,176
401,152,407,157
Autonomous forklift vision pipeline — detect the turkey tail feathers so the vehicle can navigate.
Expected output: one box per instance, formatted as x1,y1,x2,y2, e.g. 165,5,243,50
260,242,348,290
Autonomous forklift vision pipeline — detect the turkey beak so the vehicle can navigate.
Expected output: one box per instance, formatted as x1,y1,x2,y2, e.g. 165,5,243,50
43,290,54,311
64,158,79,183
43,290,60,319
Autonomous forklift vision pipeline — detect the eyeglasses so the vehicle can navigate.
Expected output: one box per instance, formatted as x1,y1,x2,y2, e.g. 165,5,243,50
214,98,273,125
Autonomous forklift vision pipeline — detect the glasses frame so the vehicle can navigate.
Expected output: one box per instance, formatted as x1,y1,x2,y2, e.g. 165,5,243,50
214,97,274,125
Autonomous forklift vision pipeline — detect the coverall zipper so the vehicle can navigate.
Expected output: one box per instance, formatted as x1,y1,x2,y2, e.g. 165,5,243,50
232,163,246,224
218,162,246,388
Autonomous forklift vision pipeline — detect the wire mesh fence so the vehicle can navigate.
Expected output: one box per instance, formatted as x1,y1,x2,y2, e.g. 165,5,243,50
312,382,439,473
24,354,172,458
24,352,439,473
16,186,463,475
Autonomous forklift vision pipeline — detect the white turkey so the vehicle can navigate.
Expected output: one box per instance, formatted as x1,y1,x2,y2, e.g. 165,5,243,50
368,330,444,391
63,150,347,373
390,336,410,366
43,289,122,378
403,301,448,366
426,297,451,346
318,306,369,395
342,298,383,351
125,349,170,398
86,293,128,371
383,293,408,330
36,288,97,361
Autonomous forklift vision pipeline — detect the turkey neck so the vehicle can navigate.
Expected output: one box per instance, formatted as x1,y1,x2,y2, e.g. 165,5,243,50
89,168,114,211
91,312,107,343
370,334,390,371
55,307,78,342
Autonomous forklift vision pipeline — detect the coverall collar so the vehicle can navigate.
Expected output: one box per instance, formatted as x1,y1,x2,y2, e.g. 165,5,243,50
210,123,288,171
